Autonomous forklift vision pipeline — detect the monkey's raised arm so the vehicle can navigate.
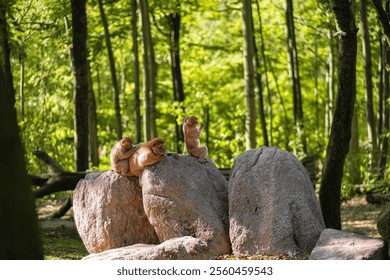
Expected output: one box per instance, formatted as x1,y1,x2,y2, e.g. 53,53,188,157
117,146,136,160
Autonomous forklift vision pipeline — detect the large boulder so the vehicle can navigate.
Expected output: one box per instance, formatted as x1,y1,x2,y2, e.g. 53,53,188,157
140,155,231,257
229,147,325,257
73,171,159,254
82,236,209,260
309,229,388,260
377,206,390,256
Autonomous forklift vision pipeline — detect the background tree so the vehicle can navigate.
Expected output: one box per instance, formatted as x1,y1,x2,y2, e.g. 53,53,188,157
241,0,257,150
0,65,43,259
71,0,89,171
285,0,306,154
6,0,390,204
0,0,16,102
138,0,157,140
131,0,142,143
319,0,358,229
168,3,186,153
97,0,123,140
360,0,377,170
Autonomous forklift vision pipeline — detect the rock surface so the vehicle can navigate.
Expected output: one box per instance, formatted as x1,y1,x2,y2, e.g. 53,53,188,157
82,236,209,260
73,171,159,254
229,147,325,257
309,229,388,260
140,155,231,257
377,206,390,256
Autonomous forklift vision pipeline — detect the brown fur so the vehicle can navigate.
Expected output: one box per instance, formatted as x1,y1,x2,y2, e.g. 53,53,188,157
110,136,136,175
128,138,167,177
183,116,208,162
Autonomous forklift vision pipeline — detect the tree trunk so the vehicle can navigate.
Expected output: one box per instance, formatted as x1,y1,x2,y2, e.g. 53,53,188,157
0,63,43,259
252,17,269,147
372,0,390,46
361,0,378,170
19,49,25,119
97,0,122,140
319,0,357,229
255,0,273,145
326,27,336,137
168,9,185,153
378,38,390,180
0,1,15,103
285,0,306,154
71,0,89,172
138,0,157,141
347,111,361,184
87,61,99,167
241,0,257,150
131,0,142,143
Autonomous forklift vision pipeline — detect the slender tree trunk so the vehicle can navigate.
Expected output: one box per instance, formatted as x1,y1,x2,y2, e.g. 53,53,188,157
378,37,384,139
319,0,357,229
138,0,157,140
168,8,185,153
361,0,378,170
378,37,390,180
326,27,336,137
97,0,122,140
375,0,390,180
71,0,89,172
285,0,306,154
348,111,361,184
131,0,141,143
269,62,290,151
0,1,15,103
252,16,269,146
255,0,273,145
372,0,390,46
0,59,43,260
241,0,257,150
204,105,210,148
18,48,25,119
87,61,99,167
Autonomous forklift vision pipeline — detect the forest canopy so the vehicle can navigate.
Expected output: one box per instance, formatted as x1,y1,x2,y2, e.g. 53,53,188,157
2,0,390,196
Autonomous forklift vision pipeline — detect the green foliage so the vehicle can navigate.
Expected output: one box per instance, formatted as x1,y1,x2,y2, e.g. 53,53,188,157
6,0,390,191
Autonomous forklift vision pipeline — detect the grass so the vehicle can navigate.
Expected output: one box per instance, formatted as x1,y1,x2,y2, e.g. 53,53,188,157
37,196,387,260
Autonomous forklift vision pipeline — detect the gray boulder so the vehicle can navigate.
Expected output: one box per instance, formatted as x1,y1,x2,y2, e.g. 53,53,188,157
309,229,388,260
377,206,390,257
82,236,209,260
229,147,325,257
140,155,231,257
73,171,159,254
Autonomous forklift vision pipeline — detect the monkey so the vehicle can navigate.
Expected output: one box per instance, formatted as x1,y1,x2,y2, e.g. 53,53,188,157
128,137,167,177
110,136,136,176
183,116,208,163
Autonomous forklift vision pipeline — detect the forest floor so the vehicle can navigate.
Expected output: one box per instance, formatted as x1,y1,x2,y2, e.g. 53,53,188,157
36,195,387,260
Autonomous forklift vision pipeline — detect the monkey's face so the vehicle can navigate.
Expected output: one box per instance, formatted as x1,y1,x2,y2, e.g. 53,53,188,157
121,138,133,149
151,139,165,155
185,116,198,127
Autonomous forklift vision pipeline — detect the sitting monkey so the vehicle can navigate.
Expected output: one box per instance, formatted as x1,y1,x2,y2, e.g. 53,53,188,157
183,116,208,163
128,137,167,177
110,136,136,176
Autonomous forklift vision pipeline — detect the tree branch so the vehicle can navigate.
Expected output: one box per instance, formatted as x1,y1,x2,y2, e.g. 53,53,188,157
372,0,390,46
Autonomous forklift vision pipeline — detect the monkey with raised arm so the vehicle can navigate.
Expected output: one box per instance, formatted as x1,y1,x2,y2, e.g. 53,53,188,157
183,116,208,163
128,137,167,176
110,136,136,176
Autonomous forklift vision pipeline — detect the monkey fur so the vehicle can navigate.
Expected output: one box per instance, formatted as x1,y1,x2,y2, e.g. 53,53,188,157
110,136,136,176
183,116,208,163
128,137,167,177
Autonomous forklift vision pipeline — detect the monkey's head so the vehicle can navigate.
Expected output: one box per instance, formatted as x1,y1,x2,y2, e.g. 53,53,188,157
151,138,166,156
121,136,133,149
184,116,198,127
